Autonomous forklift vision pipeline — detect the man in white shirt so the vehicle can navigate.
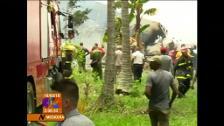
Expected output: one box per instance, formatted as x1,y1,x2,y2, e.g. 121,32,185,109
51,79,95,126
115,46,122,75
131,47,145,82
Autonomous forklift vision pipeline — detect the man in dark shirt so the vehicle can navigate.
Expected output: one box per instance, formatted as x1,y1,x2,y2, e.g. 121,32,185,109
77,42,89,73
145,56,178,126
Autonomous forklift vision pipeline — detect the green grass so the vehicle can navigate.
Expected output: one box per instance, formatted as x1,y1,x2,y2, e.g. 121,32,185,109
48,69,197,126
88,89,196,126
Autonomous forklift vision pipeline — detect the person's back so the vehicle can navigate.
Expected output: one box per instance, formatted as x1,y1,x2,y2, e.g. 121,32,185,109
132,51,144,64
160,55,173,72
132,50,145,81
145,56,178,126
51,79,95,126
148,69,173,110
115,50,122,66
62,109,94,126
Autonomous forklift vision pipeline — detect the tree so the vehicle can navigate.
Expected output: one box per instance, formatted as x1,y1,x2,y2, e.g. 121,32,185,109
102,17,122,45
103,0,156,48
98,0,116,109
129,0,157,48
117,0,133,93
64,0,91,35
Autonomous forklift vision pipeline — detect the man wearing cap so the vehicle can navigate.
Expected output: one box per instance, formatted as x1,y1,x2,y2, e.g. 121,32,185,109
160,47,173,74
174,47,193,98
145,56,178,126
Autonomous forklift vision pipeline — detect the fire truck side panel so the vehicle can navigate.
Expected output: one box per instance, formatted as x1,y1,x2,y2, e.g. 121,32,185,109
41,0,49,59
27,1,41,63
27,0,49,106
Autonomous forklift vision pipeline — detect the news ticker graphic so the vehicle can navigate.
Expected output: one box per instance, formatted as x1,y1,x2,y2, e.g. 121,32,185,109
27,114,65,121
27,93,65,122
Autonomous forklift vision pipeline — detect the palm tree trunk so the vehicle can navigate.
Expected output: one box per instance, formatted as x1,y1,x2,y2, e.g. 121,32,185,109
117,0,133,93
98,0,116,108
135,3,142,48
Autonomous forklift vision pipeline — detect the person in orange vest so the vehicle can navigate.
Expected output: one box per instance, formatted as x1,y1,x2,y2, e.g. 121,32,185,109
90,46,103,80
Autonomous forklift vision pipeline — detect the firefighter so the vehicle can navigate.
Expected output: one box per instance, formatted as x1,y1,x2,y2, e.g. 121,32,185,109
90,46,103,80
174,47,193,98
176,44,193,60
61,30,77,79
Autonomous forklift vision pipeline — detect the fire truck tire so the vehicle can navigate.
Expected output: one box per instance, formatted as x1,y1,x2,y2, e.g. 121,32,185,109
27,81,35,114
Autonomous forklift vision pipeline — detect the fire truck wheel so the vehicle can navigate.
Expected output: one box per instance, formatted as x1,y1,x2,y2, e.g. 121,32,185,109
27,81,35,114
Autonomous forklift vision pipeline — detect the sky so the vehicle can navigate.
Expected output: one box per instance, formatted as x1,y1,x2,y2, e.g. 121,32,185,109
97,1,197,45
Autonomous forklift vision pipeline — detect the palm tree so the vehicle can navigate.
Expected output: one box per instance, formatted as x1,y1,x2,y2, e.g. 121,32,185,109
98,0,116,108
117,0,133,93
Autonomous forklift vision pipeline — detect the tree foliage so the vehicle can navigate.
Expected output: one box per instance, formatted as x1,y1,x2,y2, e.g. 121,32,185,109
71,9,92,27
139,24,150,33
144,8,157,15
66,0,92,35
102,0,157,47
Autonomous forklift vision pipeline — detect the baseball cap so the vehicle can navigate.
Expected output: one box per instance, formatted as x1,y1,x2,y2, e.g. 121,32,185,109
160,47,168,53
149,55,162,65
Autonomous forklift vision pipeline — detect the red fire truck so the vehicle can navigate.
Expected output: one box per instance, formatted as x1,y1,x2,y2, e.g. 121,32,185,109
27,0,63,114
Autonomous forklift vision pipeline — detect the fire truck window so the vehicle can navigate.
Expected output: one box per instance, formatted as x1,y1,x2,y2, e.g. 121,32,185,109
50,12,56,37
51,12,55,26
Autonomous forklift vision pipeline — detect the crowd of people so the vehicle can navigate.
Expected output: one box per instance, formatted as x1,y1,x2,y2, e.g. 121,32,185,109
115,41,197,126
60,30,106,80
59,30,197,126
147,42,197,126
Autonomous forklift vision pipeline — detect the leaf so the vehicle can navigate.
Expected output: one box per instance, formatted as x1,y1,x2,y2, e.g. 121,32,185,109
139,24,150,33
144,8,157,16
128,2,135,9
